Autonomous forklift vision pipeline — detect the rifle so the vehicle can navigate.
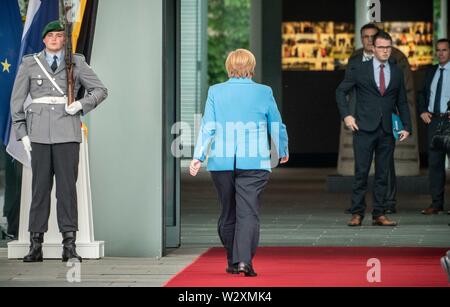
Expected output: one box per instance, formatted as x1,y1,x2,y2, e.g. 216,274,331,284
60,0,74,106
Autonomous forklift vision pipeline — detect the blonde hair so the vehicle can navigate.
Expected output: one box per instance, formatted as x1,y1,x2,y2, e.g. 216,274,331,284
225,49,256,78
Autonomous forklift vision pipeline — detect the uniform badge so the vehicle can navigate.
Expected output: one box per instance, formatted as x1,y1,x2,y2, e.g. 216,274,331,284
36,75,43,86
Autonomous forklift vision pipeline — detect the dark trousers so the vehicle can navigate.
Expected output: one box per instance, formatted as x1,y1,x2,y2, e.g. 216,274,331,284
428,119,447,209
384,153,397,209
210,170,269,266
351,125,395,218
29,143,80,233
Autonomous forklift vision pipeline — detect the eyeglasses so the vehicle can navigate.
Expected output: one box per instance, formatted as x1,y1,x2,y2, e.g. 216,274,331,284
374,46,392,51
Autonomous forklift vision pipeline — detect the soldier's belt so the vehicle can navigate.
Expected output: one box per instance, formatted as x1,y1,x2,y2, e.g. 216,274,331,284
32,97,67,105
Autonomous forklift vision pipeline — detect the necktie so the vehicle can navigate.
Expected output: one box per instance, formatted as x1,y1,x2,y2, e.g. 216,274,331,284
379,64,386,96
51,55,58,72
433,68,445,114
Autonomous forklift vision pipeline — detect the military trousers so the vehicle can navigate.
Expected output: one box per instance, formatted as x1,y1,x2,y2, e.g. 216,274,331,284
29,142,80,233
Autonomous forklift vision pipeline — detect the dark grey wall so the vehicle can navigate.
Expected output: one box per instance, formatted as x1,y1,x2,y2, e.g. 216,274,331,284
259,0,283,106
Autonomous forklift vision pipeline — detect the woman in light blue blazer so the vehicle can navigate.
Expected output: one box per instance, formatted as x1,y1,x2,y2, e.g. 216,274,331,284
190,49,289,277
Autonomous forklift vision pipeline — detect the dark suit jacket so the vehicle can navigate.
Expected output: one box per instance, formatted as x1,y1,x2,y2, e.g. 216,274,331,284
350,48,416,109
336,59,412,134
418,65,439,115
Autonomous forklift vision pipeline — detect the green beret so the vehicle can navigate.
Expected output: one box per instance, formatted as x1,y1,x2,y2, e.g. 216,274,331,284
42,20,65,39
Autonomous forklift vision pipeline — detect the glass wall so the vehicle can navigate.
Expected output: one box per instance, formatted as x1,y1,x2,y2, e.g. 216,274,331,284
180,0,208,156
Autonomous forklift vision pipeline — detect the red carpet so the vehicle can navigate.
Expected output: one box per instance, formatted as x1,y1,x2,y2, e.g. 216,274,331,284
165,247,450,287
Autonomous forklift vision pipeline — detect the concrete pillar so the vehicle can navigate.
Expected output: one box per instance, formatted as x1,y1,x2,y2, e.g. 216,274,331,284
86,0,164,257
355,0,381,49
251,0,263,83
434,0,448,41
250,0,282,107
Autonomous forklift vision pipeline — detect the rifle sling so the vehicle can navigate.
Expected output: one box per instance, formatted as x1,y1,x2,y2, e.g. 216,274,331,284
33,54,66,97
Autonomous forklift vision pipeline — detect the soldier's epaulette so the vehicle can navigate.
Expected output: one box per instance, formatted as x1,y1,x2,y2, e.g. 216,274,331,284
23,53,36,59
22,53,38,63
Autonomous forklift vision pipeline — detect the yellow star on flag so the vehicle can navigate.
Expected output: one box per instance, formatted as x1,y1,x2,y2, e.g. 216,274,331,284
1,58,12,73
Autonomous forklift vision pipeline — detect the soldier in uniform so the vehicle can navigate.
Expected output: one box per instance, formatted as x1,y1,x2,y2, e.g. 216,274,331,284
10,20,108,262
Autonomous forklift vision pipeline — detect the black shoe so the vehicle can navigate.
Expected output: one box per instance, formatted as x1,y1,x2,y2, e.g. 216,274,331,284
23,233,44,263
62,232,82,263
226,264,239,274
238,262,257,277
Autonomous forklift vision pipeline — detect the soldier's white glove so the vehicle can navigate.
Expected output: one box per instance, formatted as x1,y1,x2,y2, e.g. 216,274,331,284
65,101,83,115
22,136,32,162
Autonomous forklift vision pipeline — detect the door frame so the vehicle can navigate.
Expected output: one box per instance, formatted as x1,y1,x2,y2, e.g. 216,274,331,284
162,0,181,252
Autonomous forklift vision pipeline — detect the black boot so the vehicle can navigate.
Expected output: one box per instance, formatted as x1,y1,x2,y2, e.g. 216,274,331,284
23,233,44,263
62,232,82,263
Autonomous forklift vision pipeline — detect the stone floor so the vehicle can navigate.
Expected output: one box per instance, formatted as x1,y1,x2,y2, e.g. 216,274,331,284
1,168,449,287
181,168,450,248
0,247,206,287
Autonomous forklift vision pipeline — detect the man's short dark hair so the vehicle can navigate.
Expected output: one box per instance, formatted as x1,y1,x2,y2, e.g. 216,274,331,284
437,38,450,48
360,23,380,35
373,31,393,45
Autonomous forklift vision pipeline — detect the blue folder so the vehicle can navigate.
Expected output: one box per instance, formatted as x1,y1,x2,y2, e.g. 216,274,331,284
392,113,404,140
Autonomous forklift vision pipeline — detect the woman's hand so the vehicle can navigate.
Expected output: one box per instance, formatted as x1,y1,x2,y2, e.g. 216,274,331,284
190,159,202,177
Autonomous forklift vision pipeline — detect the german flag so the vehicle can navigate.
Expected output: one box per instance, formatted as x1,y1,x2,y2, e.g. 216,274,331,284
70,0,99,62
70,0,99,99
74,0,99,63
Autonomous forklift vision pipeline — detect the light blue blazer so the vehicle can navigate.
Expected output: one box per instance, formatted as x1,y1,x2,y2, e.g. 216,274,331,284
193,78,289,172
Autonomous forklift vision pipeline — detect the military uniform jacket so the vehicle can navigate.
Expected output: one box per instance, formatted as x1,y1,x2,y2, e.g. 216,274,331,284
10,50,108,144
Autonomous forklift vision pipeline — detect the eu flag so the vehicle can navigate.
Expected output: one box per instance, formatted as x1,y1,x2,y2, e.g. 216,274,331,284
6,0,59,167
0,0,23,145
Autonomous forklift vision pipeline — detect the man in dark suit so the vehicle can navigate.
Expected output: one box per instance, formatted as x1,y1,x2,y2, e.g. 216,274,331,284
343,23,416,215
418,38,450,216
336,31,412,226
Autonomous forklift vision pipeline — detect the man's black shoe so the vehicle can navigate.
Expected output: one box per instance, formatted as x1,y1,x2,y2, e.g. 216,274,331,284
238,262,257,277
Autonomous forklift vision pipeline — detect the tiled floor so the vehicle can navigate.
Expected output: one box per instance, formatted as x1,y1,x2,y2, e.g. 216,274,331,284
181,168,450,247
0,247,206,287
